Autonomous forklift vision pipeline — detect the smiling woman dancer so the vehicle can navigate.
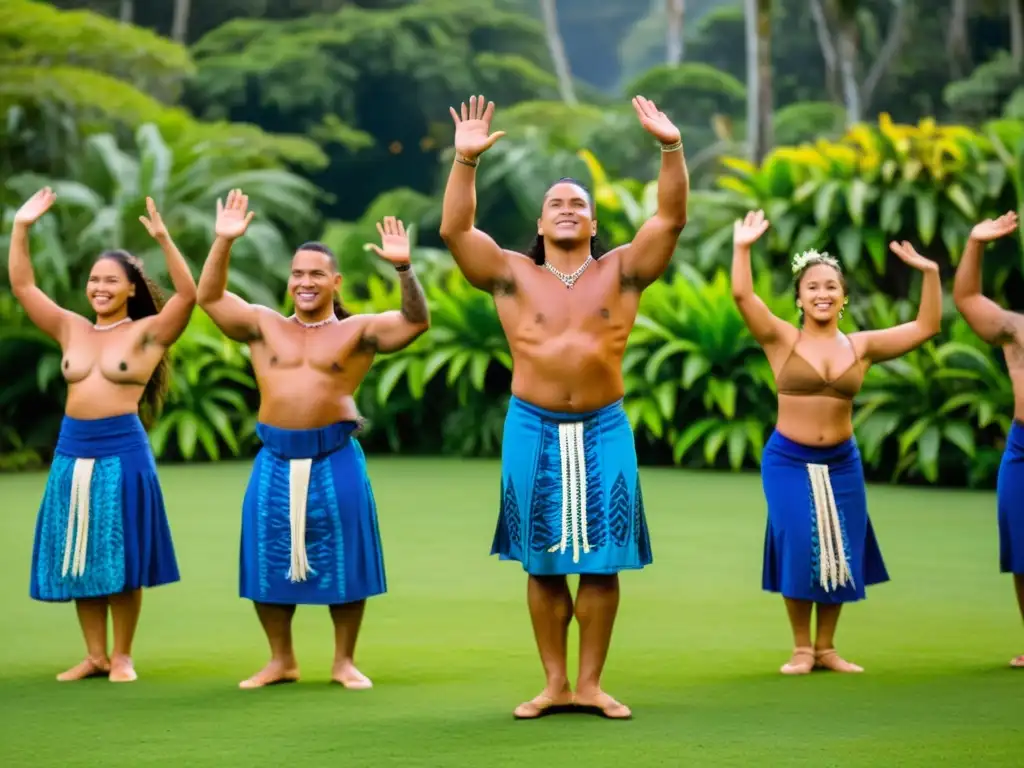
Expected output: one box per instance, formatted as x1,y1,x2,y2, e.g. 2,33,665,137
9,188,196,683
951,210,1024,667
731,209,941,675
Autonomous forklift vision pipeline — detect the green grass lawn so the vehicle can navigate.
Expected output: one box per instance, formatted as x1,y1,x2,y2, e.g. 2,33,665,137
1,458,1022,767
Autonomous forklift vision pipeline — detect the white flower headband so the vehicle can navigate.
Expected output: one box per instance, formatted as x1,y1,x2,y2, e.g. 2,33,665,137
791,249,841,275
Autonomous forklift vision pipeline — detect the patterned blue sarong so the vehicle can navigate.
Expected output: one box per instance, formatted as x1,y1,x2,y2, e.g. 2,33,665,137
491,396,653,576
760,430,889,604
239,421,386,606
997,419,1024,574
30,414,180,602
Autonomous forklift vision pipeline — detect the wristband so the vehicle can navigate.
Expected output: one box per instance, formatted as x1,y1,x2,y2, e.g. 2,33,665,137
395,263,411,272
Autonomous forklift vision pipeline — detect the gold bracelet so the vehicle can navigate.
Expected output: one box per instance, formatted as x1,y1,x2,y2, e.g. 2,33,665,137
660,140,683,153
455,154,478,167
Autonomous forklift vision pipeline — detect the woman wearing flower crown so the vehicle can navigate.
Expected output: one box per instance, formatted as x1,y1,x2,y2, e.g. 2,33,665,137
731,209,941,675
9,188,196,683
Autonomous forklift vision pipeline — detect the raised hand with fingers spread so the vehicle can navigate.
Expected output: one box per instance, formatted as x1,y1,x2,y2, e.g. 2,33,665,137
215,188,256,241
734,210,771,249
448,94,506,163
364,216,411,267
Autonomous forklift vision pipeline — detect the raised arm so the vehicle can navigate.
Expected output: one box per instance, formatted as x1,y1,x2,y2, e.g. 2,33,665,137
952,212,1020,345
438,95,513,292
7,188,77,344
359,217,430,353
618,96,689,291
196,189,262,343
730,210,793,347
136,197,196,346
853,241,942,363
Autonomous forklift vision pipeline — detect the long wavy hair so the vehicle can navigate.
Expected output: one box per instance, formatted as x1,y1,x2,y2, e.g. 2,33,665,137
294,241,351,319
525,177,607,265
95,250,169,427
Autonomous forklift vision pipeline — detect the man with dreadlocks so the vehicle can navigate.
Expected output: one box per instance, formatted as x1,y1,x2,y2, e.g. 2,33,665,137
440,94,689,720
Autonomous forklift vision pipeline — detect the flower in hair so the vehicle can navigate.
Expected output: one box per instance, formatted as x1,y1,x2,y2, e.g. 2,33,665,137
791,249,840,275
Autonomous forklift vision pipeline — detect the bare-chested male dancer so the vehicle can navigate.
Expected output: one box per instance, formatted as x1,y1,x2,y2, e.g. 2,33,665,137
197,189,430,689
952,210,1024,667
440,95,688,719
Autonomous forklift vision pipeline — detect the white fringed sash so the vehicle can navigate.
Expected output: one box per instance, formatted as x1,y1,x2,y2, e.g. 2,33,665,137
807,462,854,592
61,458,96,579
286,458,314,583
547,421,590,564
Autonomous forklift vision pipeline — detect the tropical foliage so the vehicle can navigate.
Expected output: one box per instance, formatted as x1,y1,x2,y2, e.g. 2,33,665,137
2,0,1023,493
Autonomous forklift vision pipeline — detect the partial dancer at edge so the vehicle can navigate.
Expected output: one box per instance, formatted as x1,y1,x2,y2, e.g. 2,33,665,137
440,94,688,719
731,210,942,675
951,210,1024,667
11,189,195,682
196,190,429,689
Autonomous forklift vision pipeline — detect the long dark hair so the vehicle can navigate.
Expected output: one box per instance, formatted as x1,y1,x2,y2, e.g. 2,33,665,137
525,177,607,265
96,249,169,427
295,241,351,319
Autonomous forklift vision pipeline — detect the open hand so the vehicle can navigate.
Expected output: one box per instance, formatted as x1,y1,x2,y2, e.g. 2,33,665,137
14,187,56,226
889,240,938,273
364,217,410,266
734,210,770,248
632,95,681,145
139,196,169,241
215,188,255,240
971,211,1019,243
449,95,506,160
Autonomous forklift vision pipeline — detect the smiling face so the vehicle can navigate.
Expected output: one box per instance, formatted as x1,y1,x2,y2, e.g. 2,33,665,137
796,262,847,325
87,257,134,318
537,181,598,248
289,248,341,315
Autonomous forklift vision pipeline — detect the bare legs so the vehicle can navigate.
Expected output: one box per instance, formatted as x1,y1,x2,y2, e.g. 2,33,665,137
57,589,143,682
239,600,371,689
1011,575,1024,667
780,597,862,675
515,574,630,720
330,600,372,688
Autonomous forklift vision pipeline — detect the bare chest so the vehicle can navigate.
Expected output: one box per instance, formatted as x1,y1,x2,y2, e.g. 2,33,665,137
497,264,636,337
62,328,159,384
253,322,364,374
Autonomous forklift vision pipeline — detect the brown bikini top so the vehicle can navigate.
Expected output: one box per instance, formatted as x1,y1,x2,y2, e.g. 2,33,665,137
775,335,863,400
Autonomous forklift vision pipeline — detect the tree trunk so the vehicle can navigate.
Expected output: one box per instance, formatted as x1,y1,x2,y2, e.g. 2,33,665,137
666,0,685,65
947,0,971,78
744,0,772,162
539,0,577,105
119,0,133,23
1011,0,1024,68
171,0,192,45
756,0,773,155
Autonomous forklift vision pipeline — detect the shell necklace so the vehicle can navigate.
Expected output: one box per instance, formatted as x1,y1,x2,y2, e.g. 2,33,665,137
93,317,133,331
544,255,593,289
290,314,338,329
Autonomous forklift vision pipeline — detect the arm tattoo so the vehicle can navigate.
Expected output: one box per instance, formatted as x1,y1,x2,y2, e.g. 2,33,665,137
398,267,428,323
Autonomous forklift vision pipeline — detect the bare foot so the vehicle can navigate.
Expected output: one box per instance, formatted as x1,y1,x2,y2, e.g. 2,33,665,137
572,689,632,720
513,688,574,719
109,654,138,683
1010,655,1024,668
238,659,300,689
814,648,864,673
56,656,110,682
331,660,372,690
780,646,815,675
